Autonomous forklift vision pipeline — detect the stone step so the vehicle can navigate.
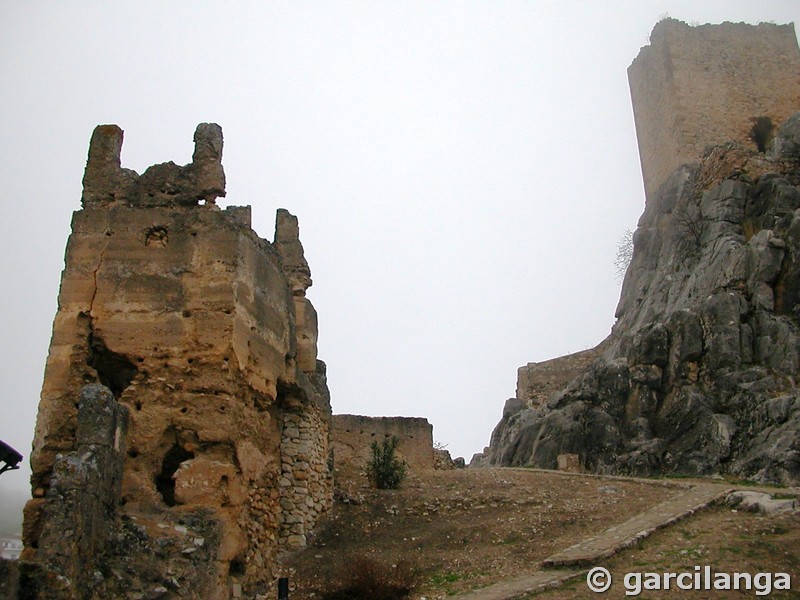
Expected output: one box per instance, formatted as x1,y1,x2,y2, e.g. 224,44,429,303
447,569,584,600
449,483,733,600
541,484,732,568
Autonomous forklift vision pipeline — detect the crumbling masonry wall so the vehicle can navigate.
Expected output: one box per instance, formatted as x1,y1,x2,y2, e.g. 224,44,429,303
515,345,605,409
331,415,434,477
22,124,332,599
628,19,800,203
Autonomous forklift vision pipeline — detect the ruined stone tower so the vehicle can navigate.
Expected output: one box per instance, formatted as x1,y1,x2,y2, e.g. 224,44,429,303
477,20,800,483
628,19,800,203
21,124,332,599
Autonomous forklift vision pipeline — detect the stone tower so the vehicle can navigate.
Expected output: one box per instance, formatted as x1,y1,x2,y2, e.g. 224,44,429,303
21,124,332,599
628,19,800,203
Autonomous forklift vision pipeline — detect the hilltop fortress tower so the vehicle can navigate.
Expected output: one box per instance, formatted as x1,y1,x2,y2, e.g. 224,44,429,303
628,19,800,203
20,124,332,599
477,19,800,485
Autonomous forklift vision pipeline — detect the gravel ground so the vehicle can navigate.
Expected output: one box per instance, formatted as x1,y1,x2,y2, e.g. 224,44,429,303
280,468,682,598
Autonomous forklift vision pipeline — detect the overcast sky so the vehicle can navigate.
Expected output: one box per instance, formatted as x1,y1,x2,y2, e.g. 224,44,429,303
1,2,798,504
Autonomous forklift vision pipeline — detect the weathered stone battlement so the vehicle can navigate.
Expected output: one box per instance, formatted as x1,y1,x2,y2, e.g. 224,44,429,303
516,345,605,409
331,415,434,476
628,19,800,203
82,123,226,208
21,124,333,599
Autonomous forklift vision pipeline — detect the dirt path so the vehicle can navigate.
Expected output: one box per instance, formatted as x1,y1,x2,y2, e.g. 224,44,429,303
282,468,685,598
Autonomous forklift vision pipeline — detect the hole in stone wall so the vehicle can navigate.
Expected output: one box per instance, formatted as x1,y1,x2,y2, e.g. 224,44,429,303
750,116,774,153
87,331,138,399
229,558,246,576
145,226,169,247
155,443,194,507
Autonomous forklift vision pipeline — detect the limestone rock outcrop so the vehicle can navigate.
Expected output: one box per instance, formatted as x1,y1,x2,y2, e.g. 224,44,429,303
21,124,333,599
476,20,800,486
477,120,800,485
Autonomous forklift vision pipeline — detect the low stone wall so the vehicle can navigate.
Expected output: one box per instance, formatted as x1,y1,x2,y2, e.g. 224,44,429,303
516,345,604,408
331,415,434,476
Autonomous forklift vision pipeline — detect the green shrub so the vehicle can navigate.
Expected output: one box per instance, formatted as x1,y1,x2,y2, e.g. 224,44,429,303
367,436,407,489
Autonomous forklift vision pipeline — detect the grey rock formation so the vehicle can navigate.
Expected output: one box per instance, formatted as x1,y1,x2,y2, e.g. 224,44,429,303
19,384,129,600
479,114,800,485
726,491,798,515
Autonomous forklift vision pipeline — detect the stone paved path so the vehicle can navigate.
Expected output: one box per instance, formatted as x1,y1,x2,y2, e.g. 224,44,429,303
450,479,738,600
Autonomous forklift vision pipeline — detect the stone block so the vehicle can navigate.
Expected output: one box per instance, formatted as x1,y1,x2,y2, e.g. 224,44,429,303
557,454,581,473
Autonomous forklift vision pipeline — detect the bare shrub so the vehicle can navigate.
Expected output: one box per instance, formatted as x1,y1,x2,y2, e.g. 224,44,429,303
321,557,419,600
615,228,634,283
672,201,706,261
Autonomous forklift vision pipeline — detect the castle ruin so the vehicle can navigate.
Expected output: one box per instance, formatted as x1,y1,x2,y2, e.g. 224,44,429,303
330,415,434,478
19,124,332,599
477,19,800,483
628,19,800,203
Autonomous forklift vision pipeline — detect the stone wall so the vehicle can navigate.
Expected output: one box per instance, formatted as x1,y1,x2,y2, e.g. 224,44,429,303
628,19,800,203
516,345,605,408
278,394,332,549
21,124,332,599
331,415,434,476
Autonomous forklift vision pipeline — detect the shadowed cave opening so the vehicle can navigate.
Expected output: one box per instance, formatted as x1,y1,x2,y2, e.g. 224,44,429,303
750,116,774,153
87,331,138,399
156,443,195,507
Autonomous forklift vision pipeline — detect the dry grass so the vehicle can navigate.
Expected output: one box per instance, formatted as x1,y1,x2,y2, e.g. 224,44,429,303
319,557,419,600
532,506,800,599
282,468,678,598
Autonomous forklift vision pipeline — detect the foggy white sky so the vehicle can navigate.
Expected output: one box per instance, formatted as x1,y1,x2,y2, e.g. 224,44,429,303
1,2,798,500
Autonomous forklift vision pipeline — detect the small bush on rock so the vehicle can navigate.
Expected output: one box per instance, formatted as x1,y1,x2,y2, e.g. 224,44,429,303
367,436,407,489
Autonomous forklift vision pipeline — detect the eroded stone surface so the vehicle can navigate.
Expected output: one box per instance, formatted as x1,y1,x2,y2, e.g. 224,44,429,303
22,125,332,599
331,415,434,478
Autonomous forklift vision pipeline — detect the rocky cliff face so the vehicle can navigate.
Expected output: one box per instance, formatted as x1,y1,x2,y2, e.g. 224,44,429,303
477,114,800,486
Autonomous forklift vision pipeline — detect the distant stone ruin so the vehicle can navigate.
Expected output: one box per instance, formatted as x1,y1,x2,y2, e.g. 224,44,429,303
628,19,800,203
330,415,434,477
19,124,332,599
478,20,800,485
515,344,607,409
